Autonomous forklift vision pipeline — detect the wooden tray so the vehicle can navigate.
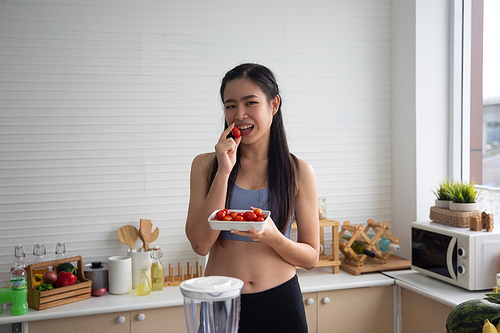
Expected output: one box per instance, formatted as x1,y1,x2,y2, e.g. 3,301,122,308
340,255,411,276
27,256,92,310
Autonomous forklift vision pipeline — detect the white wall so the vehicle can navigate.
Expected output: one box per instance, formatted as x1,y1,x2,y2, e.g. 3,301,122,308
0,0,393,280
391,0,450,259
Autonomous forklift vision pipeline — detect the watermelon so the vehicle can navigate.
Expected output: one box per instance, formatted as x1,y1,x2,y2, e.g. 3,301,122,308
446,299,500,333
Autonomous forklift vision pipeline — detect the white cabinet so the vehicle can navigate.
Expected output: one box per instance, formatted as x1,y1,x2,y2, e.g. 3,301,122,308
28,307,186,333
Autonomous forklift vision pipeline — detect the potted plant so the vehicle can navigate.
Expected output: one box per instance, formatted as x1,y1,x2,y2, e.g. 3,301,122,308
449,180,480,212
432,179,454,209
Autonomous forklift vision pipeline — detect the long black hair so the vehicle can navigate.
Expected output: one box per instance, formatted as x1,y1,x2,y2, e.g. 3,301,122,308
207,63,298,234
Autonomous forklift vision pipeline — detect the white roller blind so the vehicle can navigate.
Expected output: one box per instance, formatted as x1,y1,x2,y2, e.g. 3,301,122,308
0,0,391,280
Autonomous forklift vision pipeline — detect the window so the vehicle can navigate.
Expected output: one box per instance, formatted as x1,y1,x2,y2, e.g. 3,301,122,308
468,0,500,218
480,0,500,187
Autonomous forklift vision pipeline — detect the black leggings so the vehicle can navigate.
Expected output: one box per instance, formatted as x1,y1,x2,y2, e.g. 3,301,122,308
238,275,307,333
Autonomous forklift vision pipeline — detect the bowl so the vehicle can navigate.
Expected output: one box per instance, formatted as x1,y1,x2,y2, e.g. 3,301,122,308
208,209,271,232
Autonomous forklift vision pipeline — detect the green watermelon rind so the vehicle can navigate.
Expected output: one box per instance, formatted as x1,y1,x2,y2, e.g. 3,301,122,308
446,299,500,333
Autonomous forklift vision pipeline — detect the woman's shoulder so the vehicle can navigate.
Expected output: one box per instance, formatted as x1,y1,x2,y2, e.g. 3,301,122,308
293,156,316,183
191,152,216,173
291,155,314,173
192,152,215,165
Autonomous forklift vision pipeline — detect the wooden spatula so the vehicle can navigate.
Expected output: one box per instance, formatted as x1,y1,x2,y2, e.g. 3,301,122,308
117,225,139,251
139,219,152,251
150,227,159,243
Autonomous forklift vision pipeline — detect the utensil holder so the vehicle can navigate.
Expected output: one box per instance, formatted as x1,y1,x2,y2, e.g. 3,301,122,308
127,249,152,289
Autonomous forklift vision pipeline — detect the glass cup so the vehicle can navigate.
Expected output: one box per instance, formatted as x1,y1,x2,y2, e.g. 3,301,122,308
0,279,12,314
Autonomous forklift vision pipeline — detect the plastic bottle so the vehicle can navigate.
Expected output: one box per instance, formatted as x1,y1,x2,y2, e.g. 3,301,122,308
150,247,164,291
10,264,28,316
341,235,375,258
32,244,50,275
493,273,500,294
10,245,26,272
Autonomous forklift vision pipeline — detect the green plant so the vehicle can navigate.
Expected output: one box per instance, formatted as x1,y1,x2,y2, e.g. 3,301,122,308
451,180,480,203
432,179,454,201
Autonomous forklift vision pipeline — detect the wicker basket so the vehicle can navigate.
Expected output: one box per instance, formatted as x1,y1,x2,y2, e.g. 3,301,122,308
429,206,481,228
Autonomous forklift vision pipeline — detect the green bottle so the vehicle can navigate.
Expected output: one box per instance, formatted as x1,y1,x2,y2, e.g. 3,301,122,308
10,264,28,316
341,235,376,258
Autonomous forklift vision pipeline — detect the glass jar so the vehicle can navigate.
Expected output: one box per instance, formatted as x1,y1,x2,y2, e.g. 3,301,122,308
318,197,327,219
135,268,151,296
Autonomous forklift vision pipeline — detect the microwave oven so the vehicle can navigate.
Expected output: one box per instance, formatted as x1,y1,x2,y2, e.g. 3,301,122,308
411,221,500,290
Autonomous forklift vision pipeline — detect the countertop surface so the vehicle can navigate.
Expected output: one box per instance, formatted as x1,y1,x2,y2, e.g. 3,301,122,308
0,267,492,325
0,267,393,325
382,269,492,308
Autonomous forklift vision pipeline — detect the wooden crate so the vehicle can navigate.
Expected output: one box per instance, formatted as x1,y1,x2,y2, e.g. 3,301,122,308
27,256,92,310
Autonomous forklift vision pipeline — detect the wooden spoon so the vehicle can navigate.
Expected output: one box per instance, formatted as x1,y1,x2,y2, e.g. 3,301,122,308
150,227,160,244
117,225,139,251
139,219,152,251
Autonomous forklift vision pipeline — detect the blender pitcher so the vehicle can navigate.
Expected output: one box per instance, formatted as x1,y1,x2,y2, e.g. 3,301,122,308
180,276,244,333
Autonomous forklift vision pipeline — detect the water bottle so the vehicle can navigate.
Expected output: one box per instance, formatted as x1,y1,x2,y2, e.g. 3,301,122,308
11,264,29,316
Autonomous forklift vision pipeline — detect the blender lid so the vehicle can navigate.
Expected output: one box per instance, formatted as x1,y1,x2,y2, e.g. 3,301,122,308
180,276,244,301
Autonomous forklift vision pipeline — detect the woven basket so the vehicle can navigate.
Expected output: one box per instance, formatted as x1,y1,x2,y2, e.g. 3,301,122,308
429,206,481,228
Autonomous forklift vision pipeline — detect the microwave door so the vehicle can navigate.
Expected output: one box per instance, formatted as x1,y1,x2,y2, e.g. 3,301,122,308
447,237,457,280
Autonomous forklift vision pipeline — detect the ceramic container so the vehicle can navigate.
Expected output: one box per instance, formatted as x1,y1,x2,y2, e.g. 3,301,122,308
108,256,132,295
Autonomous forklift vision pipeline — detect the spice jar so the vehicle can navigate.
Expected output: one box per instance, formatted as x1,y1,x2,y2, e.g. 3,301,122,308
318,197,327,219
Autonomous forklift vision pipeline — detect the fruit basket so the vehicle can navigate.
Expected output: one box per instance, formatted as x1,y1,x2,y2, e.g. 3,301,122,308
26,256,92,310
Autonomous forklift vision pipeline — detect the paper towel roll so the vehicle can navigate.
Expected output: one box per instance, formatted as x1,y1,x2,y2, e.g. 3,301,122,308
127,249,152,289
108,256,132,295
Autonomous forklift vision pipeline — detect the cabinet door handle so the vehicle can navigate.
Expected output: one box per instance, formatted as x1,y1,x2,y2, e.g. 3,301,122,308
118,316,126,324
322,297,330,304
138,313,146,321
306,298,314,305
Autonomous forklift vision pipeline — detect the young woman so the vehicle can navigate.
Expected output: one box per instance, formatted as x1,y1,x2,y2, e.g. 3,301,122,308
185,63,320,333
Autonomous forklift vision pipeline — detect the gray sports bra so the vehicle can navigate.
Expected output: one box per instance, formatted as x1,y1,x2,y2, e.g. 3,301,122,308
220,183,292,242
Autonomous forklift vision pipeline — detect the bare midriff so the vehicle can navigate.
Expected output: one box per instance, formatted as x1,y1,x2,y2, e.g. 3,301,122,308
204,240,296,294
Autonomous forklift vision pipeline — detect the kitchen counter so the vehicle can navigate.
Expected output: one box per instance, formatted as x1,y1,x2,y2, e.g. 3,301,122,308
382,269,492,308
0,267,492,327
0,267,393,326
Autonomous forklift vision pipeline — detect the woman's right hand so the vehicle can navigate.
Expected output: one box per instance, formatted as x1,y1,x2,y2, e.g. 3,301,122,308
215,123,241,175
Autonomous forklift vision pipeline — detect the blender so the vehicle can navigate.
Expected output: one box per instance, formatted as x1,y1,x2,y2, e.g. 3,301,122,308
180,276,244,333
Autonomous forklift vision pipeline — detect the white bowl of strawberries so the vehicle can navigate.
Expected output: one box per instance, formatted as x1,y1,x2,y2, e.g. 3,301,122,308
208,209,271,231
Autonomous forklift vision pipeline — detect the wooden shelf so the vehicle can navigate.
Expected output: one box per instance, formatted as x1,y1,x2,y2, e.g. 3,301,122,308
293,219,341,274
